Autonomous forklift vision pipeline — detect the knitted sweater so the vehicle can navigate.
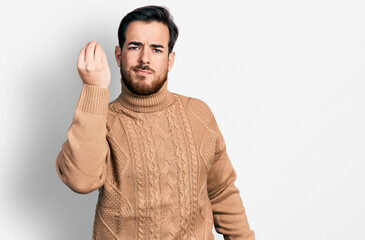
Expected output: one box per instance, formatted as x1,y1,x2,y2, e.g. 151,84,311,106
56,78,255,240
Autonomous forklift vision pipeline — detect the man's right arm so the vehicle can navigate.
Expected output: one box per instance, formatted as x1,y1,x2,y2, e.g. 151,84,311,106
56,84,110,194
56,40,111,194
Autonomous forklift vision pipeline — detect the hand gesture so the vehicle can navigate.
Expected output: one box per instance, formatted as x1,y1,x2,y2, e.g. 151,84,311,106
77,40,111,89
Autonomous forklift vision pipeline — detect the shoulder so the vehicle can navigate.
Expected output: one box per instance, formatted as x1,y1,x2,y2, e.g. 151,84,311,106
173,93,216,130
173,93,226,154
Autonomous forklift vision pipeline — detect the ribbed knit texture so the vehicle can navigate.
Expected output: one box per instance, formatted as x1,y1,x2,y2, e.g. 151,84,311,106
77,84,110,115
118,77,175,112
56,79,255,240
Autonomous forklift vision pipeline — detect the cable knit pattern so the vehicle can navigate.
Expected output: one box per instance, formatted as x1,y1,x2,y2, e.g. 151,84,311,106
138,114,162,239
123,114,147,239
165,103,190,239
175,96,200,239
56,79,255,240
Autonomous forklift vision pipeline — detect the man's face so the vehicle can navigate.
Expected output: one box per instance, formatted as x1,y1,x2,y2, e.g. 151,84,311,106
115,21,175,95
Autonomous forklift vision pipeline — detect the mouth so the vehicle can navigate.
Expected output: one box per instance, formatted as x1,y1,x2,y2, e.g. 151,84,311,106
134,68,152,75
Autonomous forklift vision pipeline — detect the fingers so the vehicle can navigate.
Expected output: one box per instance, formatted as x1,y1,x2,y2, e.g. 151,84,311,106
85,40,97,61
77,44,87,68
95,43,108,63
77,41,93,69
94,43,102,62
100,46,108,63
76,40,111,87
77,40,108,71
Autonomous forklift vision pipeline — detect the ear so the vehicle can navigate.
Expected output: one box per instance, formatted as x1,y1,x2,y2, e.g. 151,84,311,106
115,45,122,67
167,51,175,72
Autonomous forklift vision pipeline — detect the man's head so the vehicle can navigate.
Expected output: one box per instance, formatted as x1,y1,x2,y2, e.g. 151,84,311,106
115,5,179,96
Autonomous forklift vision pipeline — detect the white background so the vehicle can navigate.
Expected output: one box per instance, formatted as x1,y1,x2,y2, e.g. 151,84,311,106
1,0,364,239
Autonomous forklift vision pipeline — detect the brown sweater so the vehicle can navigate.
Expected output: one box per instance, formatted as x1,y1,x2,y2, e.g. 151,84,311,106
56,78,255,240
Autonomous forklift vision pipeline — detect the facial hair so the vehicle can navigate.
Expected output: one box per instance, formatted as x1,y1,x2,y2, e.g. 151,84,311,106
121,63,167,96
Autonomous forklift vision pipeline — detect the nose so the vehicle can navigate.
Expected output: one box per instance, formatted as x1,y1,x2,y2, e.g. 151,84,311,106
138,46,151,65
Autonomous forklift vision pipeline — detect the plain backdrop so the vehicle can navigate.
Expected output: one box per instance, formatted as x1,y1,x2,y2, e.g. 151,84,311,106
1,0,364,239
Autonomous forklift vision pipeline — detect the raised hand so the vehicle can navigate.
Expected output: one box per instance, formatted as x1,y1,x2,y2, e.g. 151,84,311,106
77,40,111,89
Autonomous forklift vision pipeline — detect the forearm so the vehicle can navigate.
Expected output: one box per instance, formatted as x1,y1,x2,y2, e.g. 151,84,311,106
208,142,255,239
56,84,110,194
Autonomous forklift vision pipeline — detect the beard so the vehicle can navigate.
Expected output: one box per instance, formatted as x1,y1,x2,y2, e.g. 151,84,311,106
120,64,167,96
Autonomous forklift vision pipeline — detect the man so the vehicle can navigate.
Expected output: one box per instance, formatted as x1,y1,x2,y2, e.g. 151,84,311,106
56,5,254,240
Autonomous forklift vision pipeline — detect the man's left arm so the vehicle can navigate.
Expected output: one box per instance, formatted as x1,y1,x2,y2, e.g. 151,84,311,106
207,114,255,240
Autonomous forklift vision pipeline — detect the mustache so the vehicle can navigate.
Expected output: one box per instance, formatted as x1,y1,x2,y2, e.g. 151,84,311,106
132,64,154,72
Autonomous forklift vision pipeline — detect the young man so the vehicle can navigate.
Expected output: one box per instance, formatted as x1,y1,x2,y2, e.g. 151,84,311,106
56,5,255,240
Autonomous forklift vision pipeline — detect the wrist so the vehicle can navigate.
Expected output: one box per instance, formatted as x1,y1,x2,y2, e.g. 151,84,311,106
77,84,110,115
83,83,109,89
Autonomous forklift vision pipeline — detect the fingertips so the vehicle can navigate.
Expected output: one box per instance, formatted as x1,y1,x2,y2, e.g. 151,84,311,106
77,45,87,68
101,51,108,63
94,43,102,61
85,40,97,61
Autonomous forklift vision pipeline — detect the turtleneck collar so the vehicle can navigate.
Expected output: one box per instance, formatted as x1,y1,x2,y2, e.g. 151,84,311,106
116,77,175,113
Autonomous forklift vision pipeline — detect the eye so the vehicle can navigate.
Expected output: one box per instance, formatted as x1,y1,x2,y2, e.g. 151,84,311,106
153,48,162,53
128,46,139,50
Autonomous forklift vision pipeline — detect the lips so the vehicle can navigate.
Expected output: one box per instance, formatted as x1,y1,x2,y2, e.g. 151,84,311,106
133,68,153,75
135,69,151,74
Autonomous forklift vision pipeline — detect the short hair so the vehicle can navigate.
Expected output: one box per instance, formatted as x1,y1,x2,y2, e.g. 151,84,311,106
118,5,179,54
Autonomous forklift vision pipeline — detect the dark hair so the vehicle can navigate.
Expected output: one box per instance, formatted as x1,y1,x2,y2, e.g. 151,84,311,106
118,5,179,54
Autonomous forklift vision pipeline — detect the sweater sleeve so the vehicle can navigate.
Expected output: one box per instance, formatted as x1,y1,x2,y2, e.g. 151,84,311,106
56,84,110,194
207,115,255,240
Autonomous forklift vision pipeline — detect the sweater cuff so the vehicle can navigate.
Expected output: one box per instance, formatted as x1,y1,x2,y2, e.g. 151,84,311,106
76,84,110,115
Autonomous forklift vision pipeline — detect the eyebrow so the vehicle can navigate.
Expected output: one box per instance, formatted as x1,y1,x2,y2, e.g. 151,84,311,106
151,44,164,49
128,41,164,48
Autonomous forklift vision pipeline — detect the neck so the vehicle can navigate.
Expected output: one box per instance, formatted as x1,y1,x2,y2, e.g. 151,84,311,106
116,78,174,112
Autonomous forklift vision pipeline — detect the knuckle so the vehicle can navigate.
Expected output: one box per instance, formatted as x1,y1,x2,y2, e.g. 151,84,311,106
85,65,94,72
77,64,84,70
